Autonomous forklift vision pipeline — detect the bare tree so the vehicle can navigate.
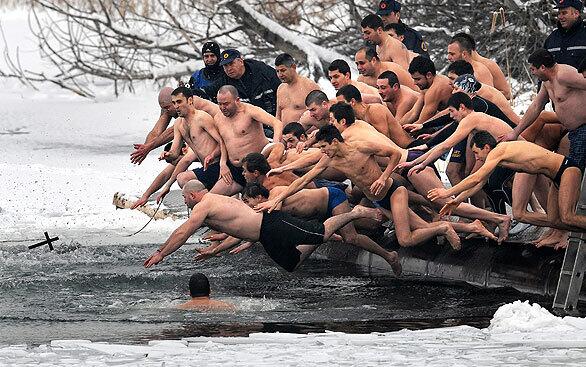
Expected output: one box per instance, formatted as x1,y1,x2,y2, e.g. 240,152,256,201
0,0,559,98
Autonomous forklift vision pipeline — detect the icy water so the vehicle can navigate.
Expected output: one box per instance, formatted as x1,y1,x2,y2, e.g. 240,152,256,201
0,236,549,346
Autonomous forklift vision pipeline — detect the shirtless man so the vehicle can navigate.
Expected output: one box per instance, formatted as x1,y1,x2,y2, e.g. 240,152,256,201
452,33,512,100
447,35,494,87
384,23,419,64
298,90,332,132
355,47,417,91
328,59,382,102
500,49,586,229
241,182,402,271
154,87,224,201
400,56,453,125
210,85,284,196
376,70,419,120
176,273,235,311
131,89,219,165
336,84,415,148
144,180,386,273
428,132,586,246
361,14,410,69
274,53,320,123
281,122,308,150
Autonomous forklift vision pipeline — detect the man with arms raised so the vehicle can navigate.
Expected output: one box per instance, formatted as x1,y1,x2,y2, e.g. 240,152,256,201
336,84,415,148
144,180,385,273
274,53,320,124
211,85,284,196
400,56,453,125
428,131,586,248
355,47,417,91
361,13,410,69
377,70,419,120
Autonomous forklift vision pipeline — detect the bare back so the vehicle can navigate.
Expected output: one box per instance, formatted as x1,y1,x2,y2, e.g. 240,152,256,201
461,111,514,138
215,103,270,166
495,141,565,178
200,194,263,241
387,86,419,121
471,59,494,87
477,85,520,124
277,76,320,123
270,186,328,218
192,96,221,118
377,35,410,70
344,120,408,161
474,53,512,99
180,110,219,163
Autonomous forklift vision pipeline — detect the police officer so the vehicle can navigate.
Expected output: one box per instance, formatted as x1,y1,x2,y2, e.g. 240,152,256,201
544,0,586,68
376,0,428,57
189,41,224,90
200,49,281,117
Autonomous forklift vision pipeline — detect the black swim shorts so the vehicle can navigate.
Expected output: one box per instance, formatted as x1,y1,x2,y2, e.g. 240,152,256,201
192,162,221,190
568,124,586,172
259,211,325,272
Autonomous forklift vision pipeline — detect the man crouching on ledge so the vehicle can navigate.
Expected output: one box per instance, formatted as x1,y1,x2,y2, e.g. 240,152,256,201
144,180,401,275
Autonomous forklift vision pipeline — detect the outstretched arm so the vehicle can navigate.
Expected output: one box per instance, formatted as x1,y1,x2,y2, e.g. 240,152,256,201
255,156,330,212
502,84,548,141
428,147,504,203
144,200,208,267
267,149,322,176
132,164,176,209
399,93,424,125
156,150,197,203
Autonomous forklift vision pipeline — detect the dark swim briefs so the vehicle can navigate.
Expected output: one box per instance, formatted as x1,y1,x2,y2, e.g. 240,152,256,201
259,211,325,272
374,179,404,211
192,162,221,190
325,186,347,218
568,124,586,172
449,138,467,164
553,157,582,188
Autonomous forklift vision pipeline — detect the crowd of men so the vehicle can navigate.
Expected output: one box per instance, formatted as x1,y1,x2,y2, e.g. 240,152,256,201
134,0,586,275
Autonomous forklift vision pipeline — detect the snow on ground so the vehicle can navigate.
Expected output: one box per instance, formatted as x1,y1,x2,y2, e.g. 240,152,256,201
0,301,585,366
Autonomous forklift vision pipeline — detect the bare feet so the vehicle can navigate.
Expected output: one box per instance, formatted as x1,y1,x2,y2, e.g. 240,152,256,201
532,228,555,246
469,219,498,241
384,250,402,276
443,223,461,250
497,216,512,245
535,229,568,248
352,205,384,222
554,233,569,250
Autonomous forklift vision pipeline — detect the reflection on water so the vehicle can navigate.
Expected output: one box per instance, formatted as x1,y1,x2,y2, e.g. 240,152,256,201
0,240,551,345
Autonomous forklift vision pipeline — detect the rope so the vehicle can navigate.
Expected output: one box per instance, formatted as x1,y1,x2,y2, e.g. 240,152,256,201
123,200,163,237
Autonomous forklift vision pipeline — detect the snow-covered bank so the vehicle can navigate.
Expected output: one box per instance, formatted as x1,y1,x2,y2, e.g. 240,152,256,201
1,302,585,366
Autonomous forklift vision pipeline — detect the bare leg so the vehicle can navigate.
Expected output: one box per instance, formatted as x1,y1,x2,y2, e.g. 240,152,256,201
322,205,383,240
177,171,197,188
389,187,460,249
450,220,498,241
332,201,401,274
409,167,511,243
209,178,243,197
535,229,568,248
558,168,586,230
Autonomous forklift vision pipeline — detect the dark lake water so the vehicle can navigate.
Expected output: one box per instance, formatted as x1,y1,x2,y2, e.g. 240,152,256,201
0,239,551,345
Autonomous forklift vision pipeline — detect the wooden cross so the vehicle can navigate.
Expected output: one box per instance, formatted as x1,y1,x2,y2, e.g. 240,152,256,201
28,232,59,251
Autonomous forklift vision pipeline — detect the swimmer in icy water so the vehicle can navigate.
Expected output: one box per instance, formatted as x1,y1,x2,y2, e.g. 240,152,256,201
176,273,235,311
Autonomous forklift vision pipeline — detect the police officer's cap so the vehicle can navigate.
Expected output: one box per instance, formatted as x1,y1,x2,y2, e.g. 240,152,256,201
219,49,242,66
555,0,584,11
376,0,401,16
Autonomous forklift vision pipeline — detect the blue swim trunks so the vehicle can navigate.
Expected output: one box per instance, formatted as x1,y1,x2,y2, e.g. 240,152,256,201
325,186,347,217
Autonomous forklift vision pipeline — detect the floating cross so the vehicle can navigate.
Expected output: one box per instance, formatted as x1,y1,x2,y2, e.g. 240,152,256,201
28,231,59,251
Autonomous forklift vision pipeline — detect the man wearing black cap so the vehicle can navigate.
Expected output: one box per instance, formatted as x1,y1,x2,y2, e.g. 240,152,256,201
376,0,428,57
189,41,224,90
544,0,586,68
201,49,281,118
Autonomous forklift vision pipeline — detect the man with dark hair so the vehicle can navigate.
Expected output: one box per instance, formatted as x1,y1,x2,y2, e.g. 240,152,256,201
242,152,313,191
384,23,419,64
376,0,428,56
428,134,586,249
209,85,284,196
448,36,494,87
355,47,417,90
189,41,224,91
401,56,453,125
451,32,512,100
336,86,414,147
282,122,307,149
144,180,386,273
544,0,586,69
327,59,380,99
376,70,419,120
361,13,410,69
200,49,281,117
297,90,332,132
274,53,320,123
177,273,235,311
